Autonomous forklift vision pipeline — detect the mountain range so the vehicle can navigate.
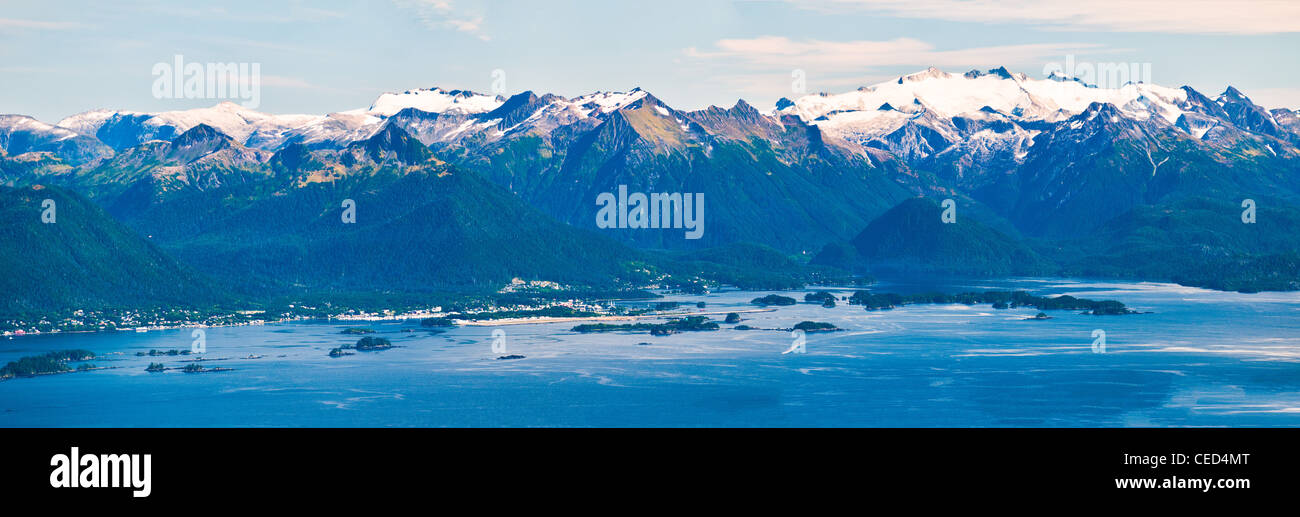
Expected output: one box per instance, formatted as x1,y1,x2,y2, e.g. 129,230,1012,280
0,184,222,315
4,65,1300,315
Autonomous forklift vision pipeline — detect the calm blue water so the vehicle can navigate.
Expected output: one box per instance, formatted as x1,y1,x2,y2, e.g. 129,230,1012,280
3,278,1299,427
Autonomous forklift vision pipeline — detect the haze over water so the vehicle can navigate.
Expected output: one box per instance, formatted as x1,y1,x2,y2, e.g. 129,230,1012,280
2,278,1298,427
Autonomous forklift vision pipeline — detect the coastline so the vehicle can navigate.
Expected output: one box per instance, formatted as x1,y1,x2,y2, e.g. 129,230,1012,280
1,308,780,339
454,308,775,326
9,278,1295,341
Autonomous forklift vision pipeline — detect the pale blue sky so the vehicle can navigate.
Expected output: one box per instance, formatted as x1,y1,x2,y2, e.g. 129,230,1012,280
3,0,1298,122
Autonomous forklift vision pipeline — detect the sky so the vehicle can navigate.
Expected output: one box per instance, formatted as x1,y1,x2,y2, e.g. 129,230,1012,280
2,0,1299,122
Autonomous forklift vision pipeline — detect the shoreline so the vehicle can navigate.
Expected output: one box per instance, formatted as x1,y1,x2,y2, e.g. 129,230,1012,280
8,278,1263,340
0,308,780,339
454,308,775,326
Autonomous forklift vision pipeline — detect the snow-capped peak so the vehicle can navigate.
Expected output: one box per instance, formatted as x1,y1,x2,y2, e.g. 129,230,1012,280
1217,86,1253,104
56,109,129,136
366,87,504,117
570,89,650,115
0,114,82,142
897,66,953,84
781,66,1189,127
55,102,322,145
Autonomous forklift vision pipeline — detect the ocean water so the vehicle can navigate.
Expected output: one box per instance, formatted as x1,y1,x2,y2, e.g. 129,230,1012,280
2,278,1299,427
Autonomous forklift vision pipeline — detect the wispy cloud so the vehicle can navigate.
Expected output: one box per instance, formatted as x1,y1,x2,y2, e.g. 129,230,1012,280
393,0,489,41
198,35,336,56
0,17,86,31
790,0,1300,34
1238,87,1300,111
140,4,345,24
258,75,360,95
682,36,1111,103
686,36,1105,73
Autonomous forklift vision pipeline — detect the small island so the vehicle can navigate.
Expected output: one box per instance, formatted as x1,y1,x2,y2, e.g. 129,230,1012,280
496,354,526,360
795,292,837,305
419,317,456,327
846,290,1140,315
354,337,394,351
136,349,191,357
730,321,841,332
340,327,376,335
1,350,97,380
181,363,233,373
329,336,395,356
572,315,719,335
724,313,741,324
792,321,842,332
751,294,798,306
1085,304,1140,315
